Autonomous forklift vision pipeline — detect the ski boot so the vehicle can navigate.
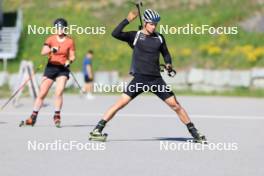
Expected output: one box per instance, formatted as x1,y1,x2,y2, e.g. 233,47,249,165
89,129,108,142
19,115,37,127
53,114,61,128
188,127,207,144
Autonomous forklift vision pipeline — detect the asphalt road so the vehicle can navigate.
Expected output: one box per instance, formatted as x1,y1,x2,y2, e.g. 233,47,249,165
0,95,263,176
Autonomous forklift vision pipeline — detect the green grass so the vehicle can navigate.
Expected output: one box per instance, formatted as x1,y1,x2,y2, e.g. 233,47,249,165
2,0,264,75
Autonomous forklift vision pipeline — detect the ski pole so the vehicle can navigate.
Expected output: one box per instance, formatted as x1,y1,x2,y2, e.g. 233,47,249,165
130,1,143,30
68,69,85,94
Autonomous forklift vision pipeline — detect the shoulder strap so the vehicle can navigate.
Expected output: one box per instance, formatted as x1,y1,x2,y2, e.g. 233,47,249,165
155,32,163,44
133,30,142,46
133,31,163,46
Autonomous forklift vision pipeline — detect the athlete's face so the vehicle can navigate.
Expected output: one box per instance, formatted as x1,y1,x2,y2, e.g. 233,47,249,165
56,27,66,36
145,22,157,34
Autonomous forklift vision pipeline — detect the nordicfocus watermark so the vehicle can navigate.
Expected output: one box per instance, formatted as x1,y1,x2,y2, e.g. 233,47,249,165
160,24,238,35
93,82,172,93
27,25,106,35
27,140,106,151
160,141,239,151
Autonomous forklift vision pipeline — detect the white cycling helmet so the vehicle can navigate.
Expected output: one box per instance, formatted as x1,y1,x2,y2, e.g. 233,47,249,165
143,9,160,23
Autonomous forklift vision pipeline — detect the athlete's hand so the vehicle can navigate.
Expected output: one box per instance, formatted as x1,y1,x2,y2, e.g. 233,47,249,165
127,10,138,22
165,64,177,77
51,47,58,53
166,64,173,72
64,60,72,68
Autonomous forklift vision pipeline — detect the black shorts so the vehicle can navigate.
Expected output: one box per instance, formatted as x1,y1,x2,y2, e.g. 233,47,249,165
43,63,70,81
124,74,174,101
84,75,93,83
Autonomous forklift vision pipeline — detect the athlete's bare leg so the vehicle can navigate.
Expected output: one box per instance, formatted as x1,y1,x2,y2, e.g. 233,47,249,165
103,93,132,122
89,93,132,141
22,77,53,126
164,96,191,124
54,76,68,111
33,77,54,111
164,95,206,142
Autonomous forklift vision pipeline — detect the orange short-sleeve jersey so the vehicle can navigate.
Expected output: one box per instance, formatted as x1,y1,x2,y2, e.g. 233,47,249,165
44,35,75,65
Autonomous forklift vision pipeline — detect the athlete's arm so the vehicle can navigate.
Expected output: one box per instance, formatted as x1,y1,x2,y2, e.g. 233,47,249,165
160,35,172,65
68,39,76,62
65,42,75,67
41,45,51,56
41,36,58,56
69,49,75,62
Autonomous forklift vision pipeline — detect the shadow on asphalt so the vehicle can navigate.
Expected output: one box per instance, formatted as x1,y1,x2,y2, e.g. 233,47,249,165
108,137,193,142
61,124,94,128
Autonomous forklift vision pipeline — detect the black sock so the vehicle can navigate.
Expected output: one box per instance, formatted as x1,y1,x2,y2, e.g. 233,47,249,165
54,111,60,115
95,119,107,132
31,111,38,120
186,122,195,130
54,111,60,119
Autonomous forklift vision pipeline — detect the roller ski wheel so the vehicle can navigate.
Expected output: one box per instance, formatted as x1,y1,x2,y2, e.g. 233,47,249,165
19,117,36,127
19,120,25,127
193,134,208,144
189,127,208,144
89,129,108,142
54,120,61,128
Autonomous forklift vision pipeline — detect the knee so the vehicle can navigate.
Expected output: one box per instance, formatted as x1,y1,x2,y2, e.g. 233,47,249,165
170,102,183,113
117,99,129,110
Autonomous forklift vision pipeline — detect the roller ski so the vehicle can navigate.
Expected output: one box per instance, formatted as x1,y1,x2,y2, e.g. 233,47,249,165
89,129,108,142
189,128,207,144
53,114,61,128
19,116,37,127
187,123,208,144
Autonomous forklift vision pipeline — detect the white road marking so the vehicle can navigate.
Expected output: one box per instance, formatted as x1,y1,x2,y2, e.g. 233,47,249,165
0,112,263,120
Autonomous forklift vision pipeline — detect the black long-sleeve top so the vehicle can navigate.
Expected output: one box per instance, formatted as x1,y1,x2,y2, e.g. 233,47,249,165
112,19,172,76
